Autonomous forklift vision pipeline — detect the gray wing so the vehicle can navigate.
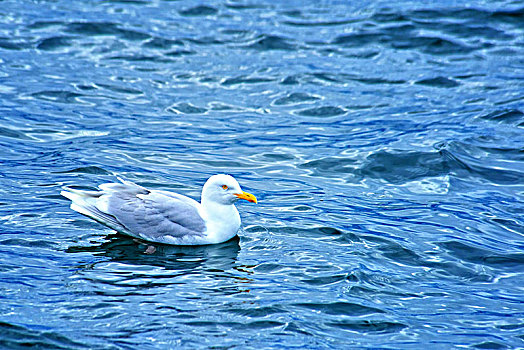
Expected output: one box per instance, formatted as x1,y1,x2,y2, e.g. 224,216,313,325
62,178,207,242
101,186,207,240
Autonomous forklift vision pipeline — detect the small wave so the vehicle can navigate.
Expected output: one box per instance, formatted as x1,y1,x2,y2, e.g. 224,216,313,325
411,7,524,28
142,37,184,49
0,126,34,140
295,302,385,316
36,36,74,51
108,54,172,63
224,306,285,317
56,166,111,175
296,106,346,117
479,109,524,125
438,241,524,268
247,34,296,51
415,76,460,88
164,49,196,57
31,91,86,104
0,321,87,349
326,320,407,334
26,20,64,29
273,92,320,106
302,274,353,286
96,83,143,95
0,38,30,50
283,18,358,27
179,5,218,17
221,76,275,86
167,102,208,114
65,22,150,41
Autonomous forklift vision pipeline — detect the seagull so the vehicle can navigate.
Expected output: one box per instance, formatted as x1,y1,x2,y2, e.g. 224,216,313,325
61,174,257,245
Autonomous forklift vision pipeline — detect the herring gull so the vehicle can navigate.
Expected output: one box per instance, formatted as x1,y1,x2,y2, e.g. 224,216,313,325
61,174,257,245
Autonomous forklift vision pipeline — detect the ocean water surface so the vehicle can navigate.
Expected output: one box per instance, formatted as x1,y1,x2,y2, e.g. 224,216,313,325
0,0,523,348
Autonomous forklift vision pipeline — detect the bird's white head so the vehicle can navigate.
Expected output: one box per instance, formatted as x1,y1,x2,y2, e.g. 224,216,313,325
201,174,257,206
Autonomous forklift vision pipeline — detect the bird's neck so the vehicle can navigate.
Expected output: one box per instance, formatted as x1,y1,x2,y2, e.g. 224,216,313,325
201,200,239,221
200,200,241,242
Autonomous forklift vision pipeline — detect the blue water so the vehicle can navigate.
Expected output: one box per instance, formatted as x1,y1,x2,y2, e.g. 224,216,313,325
1,0,523,348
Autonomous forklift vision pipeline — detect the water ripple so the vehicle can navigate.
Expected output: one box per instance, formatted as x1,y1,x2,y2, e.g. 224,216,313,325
1,0,523,348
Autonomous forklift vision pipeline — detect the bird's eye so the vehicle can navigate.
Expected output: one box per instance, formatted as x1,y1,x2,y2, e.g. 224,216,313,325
222,185,228,190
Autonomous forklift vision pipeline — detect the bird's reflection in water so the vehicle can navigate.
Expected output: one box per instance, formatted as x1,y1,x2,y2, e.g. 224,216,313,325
64,234,253,317
67,233,243,276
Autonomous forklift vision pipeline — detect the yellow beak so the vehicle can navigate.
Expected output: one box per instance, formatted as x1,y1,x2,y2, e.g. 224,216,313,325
234,191,257,203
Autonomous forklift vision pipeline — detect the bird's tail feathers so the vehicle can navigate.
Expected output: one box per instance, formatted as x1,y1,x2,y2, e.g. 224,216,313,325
61,188,126,232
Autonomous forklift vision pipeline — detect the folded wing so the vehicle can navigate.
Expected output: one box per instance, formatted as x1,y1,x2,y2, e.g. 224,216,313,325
61,179,207,242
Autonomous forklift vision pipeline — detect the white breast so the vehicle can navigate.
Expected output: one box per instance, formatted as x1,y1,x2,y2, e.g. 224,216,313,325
200,203,241,244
